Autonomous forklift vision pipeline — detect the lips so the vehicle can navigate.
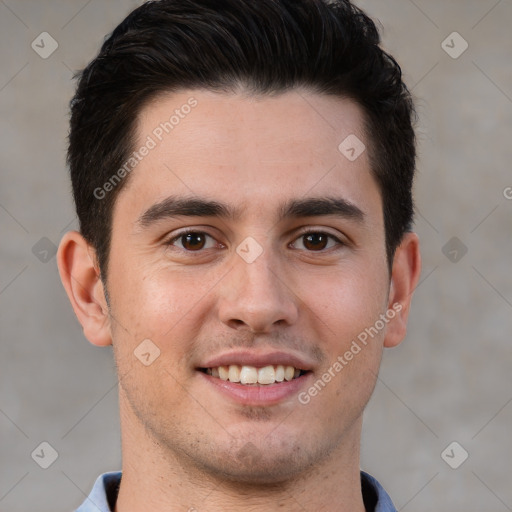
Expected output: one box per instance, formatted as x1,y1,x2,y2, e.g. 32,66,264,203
196,350,314,404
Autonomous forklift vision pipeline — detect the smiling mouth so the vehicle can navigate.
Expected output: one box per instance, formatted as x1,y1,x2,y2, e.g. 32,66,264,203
199,365,309,385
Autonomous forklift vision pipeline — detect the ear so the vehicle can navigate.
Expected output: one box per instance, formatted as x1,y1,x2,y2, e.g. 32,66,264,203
57,231,112,347
383,232,421,348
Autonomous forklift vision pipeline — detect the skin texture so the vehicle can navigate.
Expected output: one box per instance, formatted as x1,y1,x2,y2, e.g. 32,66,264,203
58,89,421,512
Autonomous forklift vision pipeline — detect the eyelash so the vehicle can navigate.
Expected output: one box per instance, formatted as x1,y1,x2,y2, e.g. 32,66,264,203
165,228,345,253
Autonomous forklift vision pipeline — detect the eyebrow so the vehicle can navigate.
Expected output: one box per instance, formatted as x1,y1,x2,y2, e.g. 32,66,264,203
135,195,365,229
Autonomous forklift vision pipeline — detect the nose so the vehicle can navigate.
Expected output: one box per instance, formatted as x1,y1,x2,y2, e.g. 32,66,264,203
217,245,299,334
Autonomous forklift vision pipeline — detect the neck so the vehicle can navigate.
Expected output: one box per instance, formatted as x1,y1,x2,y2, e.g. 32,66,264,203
115,396,366,512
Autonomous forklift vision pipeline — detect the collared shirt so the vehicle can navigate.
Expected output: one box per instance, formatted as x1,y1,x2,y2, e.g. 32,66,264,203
76,470,397,511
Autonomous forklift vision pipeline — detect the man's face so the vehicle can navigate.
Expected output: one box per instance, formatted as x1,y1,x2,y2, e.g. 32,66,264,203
107,89,392,482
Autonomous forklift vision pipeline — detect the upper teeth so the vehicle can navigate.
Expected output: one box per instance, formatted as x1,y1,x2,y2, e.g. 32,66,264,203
207,365,301,385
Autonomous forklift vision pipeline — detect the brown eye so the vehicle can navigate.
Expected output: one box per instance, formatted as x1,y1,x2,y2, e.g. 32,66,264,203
292,231,342,252
302,233,329,251
181,232,206,251
168,231,217,252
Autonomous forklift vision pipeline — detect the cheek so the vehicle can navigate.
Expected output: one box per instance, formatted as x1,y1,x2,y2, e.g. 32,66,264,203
110,261,201,337
297,263,388,400
303,264,389,343
108,262,222,382
110,270,198,414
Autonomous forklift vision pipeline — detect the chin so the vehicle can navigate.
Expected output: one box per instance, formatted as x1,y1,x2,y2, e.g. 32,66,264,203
187,435,328,487
206,456,309,486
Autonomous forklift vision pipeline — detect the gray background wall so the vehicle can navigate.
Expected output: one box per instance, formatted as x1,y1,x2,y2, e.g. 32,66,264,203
1,0,511,510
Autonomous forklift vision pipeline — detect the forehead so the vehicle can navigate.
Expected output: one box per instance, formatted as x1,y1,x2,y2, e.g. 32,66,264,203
137,87,367,161
116,88,382,227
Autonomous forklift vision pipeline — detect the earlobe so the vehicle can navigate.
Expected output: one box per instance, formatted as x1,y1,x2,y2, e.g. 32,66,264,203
57,231,112,347
383,232,422,348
